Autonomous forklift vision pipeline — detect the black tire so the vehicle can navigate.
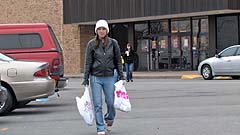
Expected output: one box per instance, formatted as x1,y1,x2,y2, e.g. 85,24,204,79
231,76,240,79
201,65,214,80
0,85,14,115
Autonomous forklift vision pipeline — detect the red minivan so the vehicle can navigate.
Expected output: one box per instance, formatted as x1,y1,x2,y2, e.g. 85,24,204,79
0,23,67,89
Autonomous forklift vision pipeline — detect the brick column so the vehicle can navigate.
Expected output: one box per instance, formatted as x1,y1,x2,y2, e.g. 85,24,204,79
80,25,95,72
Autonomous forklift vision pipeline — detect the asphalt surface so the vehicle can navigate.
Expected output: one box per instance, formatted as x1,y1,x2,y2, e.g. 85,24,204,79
1,78,240,135
65,71,202,79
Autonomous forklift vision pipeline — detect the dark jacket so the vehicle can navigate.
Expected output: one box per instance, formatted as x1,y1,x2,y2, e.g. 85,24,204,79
83,37,124,80
124,49,134,64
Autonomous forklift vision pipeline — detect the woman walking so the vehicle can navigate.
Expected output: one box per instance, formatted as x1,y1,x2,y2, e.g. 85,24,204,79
82,19,124,135
124,43,134,82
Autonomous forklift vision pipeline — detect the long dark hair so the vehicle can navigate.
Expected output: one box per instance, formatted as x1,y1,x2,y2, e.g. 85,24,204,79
93,35,109,49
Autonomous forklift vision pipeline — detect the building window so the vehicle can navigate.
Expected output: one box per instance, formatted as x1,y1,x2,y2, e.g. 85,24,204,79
171,19,190,33
192,17,209,69
150,20,169,34
135,23,149,39
192,18,209,60
134,22,149,71
217,16,238,52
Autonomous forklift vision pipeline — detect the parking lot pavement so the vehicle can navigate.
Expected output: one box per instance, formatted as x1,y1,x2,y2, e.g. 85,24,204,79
65,71,233,80
65,71,200,79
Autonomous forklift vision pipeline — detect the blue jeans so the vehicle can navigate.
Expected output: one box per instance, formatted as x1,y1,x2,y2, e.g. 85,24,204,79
114,69,118,82
90,75,116,132
125,63,134,81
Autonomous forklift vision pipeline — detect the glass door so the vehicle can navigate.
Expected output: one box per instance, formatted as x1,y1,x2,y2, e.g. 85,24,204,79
181,35,191,70
171,34,191,70
171,35,181,69
158,36,169,69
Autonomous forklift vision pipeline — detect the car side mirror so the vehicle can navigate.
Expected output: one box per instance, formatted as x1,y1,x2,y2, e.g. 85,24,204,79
215,54,220,58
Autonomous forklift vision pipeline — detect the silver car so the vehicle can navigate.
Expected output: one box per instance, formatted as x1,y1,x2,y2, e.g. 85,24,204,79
198,45,240,80
0,53,55,115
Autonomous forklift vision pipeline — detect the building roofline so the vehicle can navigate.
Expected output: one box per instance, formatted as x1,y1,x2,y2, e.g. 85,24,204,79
78,9,240,25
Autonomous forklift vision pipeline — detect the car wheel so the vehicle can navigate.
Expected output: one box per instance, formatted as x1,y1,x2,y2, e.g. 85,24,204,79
0,85,14,115
201,65,214,80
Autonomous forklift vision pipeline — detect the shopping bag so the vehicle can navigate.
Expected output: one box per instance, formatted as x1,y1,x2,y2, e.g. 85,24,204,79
76,86,94,125
114,80,131,112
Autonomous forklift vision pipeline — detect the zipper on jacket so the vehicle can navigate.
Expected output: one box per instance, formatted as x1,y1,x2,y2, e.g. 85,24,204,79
103,47,106,76
103,46,106,56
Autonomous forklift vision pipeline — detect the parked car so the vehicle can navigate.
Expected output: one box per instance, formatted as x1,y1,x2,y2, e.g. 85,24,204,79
0,53,55,115
0,23,67,89
198,45,240,80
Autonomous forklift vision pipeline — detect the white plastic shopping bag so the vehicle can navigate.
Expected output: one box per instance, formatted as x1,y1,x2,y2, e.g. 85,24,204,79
114,80,131,112
76,86,94,125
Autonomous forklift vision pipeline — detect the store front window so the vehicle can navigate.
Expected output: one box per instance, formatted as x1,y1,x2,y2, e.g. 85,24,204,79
150,20,170,70
150,21,169,34
134,22,149,71
192,17,209,70
170,19,191,70
171,20,191,33
217,16,239,53
133,17,209,71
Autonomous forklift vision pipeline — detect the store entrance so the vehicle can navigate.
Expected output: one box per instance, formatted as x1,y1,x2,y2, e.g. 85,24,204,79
170,34,191,70
150,34,192,70
157,36,169,70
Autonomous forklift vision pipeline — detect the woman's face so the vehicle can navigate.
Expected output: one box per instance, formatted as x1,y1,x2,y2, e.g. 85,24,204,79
97,27,107,39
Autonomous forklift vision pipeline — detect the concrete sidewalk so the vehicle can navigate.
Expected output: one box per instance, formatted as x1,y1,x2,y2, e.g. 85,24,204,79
65,70,201,79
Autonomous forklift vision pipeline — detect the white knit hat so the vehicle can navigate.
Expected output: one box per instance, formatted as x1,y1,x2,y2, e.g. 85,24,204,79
95,20,109,34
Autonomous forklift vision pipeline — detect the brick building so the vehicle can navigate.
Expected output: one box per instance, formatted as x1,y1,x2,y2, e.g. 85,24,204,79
64,0,240,72
2,0,240,74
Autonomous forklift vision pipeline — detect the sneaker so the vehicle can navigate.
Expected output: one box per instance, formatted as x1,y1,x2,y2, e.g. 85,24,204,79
130,80,133,82
97,131,105,135
106,120,113,132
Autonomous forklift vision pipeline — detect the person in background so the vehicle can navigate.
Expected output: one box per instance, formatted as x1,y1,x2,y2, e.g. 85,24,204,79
82,19,124,135
124,43,134,82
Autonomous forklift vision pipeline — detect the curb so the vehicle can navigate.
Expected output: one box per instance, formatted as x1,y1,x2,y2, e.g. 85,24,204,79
65,74,233,80
65,74,197,79
181,74,201,79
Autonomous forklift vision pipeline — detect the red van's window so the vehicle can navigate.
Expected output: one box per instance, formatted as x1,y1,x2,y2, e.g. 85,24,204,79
0,33,43,49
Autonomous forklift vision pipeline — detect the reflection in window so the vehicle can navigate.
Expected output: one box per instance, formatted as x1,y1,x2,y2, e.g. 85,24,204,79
236,48,240,55
135,23,148,39
134,22,149,71
150,21,169,34
217,16,238,52
192,18,209,60
192,17,209,70
220,47,237,57
171,35,180,57
171,20,190,33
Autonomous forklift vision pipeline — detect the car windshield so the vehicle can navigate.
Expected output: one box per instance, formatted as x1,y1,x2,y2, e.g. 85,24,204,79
0,53,14,62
